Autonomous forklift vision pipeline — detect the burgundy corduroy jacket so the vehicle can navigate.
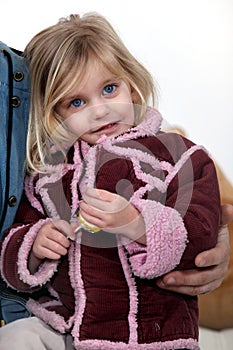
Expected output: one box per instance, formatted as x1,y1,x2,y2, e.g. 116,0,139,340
0,109,220,349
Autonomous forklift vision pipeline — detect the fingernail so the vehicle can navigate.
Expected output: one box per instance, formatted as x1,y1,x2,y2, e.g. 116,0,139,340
165,277,176,285
197,259,206,267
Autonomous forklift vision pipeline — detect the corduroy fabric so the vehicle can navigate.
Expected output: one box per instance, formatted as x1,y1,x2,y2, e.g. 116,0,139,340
0,109,220,349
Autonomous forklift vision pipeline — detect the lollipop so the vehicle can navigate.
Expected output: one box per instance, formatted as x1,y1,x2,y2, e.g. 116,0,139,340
74,211,101,234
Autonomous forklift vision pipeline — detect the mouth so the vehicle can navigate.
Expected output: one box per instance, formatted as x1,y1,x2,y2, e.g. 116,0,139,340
92,123,117,133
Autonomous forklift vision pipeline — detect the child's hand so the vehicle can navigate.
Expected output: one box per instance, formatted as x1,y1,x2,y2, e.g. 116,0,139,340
80,188,146,243
32,219,75,261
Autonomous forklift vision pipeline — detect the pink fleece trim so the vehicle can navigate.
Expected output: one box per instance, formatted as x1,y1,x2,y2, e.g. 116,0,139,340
73,337,199,349
70,232,87,340
24,241,82,335
47,284,60,300
111,108,162,143
117,243,138,343
17,219,59,287
0,224,30,287
124,200,188,278
25,160,76,218
80,145,98,192
70,143,86,217
35,164,65,192
101,139,168,194
26,299,71,334
132,159,167,193
165,144,207,186
36,164,76,219
70,165,81,219
24,174,44,214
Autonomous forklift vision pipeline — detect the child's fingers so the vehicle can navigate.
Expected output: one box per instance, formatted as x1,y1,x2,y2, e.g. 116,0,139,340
84,188,116,202
79,201,104,223
83,189,127,214
52,219,75,241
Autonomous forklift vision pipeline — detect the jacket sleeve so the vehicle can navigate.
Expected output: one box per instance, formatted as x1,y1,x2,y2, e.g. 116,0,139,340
122,140,221,279
121,200,188,279
0,190,59,292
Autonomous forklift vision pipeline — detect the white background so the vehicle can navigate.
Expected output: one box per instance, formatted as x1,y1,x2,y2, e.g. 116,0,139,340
1,0,233,183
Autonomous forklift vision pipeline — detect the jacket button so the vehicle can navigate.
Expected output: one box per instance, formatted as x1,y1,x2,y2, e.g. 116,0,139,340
11,96,21,107
8,195,17,207
13,71,24,82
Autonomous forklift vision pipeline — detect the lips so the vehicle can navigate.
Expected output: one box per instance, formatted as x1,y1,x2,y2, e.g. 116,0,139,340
92,123,117,133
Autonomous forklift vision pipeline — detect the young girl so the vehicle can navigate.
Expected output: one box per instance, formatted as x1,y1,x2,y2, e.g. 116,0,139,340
0,13,220,349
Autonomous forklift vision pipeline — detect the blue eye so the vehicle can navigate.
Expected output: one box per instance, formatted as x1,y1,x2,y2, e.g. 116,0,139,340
103,84,116,95
71,98,84,108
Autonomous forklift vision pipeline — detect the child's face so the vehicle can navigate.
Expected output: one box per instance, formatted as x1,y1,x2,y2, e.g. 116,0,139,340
56,61,136,144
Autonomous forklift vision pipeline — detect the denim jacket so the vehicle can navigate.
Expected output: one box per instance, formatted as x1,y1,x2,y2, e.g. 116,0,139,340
0,42,30,324
0,42,30,235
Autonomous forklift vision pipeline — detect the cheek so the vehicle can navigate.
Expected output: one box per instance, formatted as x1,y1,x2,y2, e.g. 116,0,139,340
117,102,135,125
63,112,89,139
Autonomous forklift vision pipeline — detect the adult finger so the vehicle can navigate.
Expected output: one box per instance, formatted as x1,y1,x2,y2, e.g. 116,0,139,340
195,225,230,268
156,268,223,296
221,203,233,226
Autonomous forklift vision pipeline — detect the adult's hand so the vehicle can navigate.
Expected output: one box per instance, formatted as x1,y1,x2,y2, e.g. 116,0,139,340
156,204,233,296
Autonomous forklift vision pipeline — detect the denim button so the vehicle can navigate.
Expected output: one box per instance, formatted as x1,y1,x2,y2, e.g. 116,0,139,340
11,96,21,107
8,195,17,207
13,71,24,82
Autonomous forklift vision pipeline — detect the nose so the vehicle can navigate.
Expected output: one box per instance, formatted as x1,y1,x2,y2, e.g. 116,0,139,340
91,102,109,119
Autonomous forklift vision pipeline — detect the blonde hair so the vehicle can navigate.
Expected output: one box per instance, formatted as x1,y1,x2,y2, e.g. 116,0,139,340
24,12,156,173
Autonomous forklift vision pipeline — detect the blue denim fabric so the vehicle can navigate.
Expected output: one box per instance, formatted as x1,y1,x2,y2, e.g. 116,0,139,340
1,299,29,323
0,42,30,323
0,42,30,235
